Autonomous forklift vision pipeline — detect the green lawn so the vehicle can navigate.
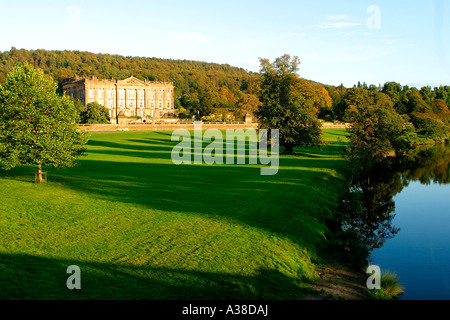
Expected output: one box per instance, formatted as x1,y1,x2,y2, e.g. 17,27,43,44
0,129,348,299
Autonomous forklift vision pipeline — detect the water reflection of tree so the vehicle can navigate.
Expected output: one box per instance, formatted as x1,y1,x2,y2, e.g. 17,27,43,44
337,145,450,251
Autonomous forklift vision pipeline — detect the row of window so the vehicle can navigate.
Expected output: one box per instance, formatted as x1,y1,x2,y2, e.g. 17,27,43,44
88,89,171,100
87,99,172,109
108,109,173,118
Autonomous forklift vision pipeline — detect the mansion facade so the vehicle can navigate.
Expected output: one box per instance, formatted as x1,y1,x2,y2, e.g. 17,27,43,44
62,76,175,123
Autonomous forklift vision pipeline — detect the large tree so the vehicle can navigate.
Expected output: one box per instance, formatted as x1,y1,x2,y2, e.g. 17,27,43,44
79,101,111,124
345,93,415,171
0,63,88,182
256,54,325,154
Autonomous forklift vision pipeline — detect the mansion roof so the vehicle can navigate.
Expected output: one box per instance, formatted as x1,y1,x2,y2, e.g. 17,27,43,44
61,75,173,87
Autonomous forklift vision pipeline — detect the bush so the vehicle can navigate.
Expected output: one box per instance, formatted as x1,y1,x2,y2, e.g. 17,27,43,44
364,270,404,300
411,113,449,141
79,102,111,124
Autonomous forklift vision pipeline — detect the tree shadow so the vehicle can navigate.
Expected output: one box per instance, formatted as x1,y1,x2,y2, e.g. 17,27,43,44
0,252,310,300
0,134,346,255
0,131,354,300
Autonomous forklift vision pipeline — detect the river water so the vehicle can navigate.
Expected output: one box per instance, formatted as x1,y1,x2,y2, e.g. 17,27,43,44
343,146,450,300
370,180,450,300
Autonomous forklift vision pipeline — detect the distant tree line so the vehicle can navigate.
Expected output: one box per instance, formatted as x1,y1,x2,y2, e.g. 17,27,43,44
0,47,331,121
325,82,450,142
0,47,264,120
326,82,449,121
338,82,450,176
0,48,448,139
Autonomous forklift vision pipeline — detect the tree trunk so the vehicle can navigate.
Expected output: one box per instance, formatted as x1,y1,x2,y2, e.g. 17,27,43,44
36,164,43,183
283,143,295,154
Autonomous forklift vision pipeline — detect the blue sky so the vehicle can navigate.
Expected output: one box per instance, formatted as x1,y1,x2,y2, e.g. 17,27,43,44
0,0,449,87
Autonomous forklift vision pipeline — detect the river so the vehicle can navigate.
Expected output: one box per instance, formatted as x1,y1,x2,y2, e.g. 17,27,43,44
342,145,450,300
370,180,450,300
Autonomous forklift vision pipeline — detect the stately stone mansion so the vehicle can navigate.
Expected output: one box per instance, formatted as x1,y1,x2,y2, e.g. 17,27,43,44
61,76,175,123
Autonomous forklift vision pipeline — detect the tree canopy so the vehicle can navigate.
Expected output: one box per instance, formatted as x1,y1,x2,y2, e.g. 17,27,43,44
345,96,414,170
80,102,111,124
0,48,330,120
0,63,88,182
256,54,325,154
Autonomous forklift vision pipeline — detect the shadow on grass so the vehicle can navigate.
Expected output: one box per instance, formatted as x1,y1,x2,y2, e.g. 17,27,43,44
0,252,311,300
0,135,348,255
0,131,353,300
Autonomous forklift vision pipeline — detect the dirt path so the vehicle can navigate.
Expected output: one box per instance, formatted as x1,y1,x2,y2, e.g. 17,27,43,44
305,263,369,300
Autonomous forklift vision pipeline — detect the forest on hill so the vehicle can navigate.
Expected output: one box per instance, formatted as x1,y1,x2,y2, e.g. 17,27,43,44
0,47,449,138
0,47,330,120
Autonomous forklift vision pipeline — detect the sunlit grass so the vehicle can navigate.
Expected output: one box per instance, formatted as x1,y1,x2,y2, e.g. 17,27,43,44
0,129,349,299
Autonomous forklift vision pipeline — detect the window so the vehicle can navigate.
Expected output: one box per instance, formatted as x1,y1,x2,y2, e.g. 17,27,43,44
159,102,163,109
139,100,144,108
120,100,125,109
167,102,171,109
88,89,94,98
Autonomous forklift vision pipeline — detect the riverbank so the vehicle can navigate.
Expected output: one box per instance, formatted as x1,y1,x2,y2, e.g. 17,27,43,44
305,262,368,300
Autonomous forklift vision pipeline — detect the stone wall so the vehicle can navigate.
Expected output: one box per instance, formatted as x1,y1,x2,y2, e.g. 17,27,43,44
78,121,350,132
321,122,352,129
78,122,259,132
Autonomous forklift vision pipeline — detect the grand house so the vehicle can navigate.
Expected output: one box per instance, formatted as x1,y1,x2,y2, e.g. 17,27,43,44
61,76,175,123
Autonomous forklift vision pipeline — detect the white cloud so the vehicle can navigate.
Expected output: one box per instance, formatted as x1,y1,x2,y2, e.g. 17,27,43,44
233,58,261,71
175,32,208,43
288,32,306,37
319,21,361,29
317,13,361,30
325,14,350,21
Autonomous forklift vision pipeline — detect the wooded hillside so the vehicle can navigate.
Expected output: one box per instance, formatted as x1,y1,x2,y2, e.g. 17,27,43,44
0,47,261,114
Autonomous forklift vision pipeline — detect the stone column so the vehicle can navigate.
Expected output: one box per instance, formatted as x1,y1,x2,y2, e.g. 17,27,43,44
115,84,119,124
144,88,148,118
125,88,129,116
135,89,138,117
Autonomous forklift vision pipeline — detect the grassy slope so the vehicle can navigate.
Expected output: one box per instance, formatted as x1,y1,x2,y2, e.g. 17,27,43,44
0,129,348,299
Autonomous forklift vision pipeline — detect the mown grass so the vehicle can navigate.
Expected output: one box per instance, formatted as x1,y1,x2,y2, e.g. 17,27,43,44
0,129,348,299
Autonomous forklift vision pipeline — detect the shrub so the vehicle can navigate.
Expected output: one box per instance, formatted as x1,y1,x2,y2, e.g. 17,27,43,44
411,113,449,141
79,102,111,124
365,270,404,300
